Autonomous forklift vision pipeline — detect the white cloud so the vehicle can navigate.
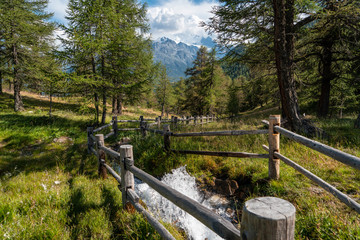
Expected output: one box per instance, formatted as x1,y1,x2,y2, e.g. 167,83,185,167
47,0,68,23
147,0,217,45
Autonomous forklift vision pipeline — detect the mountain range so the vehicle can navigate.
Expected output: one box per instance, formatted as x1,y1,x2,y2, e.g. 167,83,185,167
151,36,216,81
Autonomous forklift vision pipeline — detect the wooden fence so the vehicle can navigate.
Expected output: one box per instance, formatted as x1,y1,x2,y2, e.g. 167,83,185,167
87,114,360,240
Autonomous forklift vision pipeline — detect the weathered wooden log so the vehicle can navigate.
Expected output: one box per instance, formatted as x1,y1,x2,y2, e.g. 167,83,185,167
99,145,120,159
127,165,241,240
172,129,268,137
274,125,360,170
90,147,98,157
120,145,135,210
163,125,171,152
241,197,296,240
173,149,268,158
118,128,140,131
102,162,121,183
262,118,360,170
93,123,112,133
112,116,118,138
263,145,360,214
104,131,114,139
95,134,107,179
117,120,141,123
127,189,176,240
268,115,281,180
146,128,164,135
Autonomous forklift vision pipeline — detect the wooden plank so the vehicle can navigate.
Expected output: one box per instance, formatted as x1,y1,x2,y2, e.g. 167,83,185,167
117,120,141,123
104,131,114,139
93,123,112,133
146,128,164,135
99,145,121,159
90,134,97,142
172,129,268,137
263,145,360,214
90,147,98,157
103,163,121,183
118,128,140,131
173,149,268,158
127,189,176,240
128,165,241,240
273,125,360,170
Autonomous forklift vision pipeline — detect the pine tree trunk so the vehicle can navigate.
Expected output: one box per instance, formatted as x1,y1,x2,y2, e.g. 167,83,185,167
0,70,3,94
13,44,24,112
112,97,117,114
49,93,52,117
354,114,360,128
101,91,106,125
94,93,99,124
318,40,334,118
273,0,319,136
116,96,122,115
92,57,99,124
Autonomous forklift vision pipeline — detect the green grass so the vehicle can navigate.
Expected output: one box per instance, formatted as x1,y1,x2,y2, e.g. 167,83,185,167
1,92,360,239
130,114,360,239
0,92,182,240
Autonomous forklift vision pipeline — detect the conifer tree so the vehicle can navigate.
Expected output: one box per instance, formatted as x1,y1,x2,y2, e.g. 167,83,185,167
154,65,173,117
0,0,54,111
184,47,216,115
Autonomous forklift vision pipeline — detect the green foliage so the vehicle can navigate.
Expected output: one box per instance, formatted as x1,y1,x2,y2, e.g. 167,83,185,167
183,47,231,115
154,64,174,117
0,0,55,111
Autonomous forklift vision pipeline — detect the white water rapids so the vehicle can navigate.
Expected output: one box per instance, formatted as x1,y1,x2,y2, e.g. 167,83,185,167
133,166,233,240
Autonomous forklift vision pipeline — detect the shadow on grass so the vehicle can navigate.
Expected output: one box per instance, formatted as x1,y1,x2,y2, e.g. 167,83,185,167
0,92,95,114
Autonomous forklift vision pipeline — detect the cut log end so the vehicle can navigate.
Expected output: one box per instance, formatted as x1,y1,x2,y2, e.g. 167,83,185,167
241,197,296,240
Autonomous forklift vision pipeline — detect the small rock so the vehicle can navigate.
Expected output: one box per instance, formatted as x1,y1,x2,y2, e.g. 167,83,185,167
54,181,61,185
53,136,73,144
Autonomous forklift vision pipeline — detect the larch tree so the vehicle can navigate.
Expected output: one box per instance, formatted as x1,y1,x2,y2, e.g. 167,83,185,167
184,46,217,115
0,0,55,111
154,64,173,118
203,0,321,134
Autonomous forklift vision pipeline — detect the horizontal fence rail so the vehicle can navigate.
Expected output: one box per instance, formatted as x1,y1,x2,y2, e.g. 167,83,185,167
263,145,360,214
172,129,268,137
262,120,360,170
173,149,269,159
93,123,112,133
126,188,176,240
86,114,360,239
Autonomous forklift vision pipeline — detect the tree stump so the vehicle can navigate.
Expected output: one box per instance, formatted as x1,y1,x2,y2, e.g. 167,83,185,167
241,197,296,240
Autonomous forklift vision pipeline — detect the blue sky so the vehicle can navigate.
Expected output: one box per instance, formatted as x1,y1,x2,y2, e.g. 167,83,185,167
48,0,218,45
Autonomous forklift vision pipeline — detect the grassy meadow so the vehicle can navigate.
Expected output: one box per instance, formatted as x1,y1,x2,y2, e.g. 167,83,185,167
1,91,360,239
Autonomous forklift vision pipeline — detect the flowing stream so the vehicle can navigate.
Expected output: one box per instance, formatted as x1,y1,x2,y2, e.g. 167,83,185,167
133,166,234,240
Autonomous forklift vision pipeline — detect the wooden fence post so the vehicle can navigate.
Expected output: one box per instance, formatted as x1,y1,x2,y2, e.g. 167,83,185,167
157,116,161,129
163,124,171,152
186,116,189,125
241,197,295,240
194,116,197,125
87,127,94,153
174,117,178,129
95,134,107,179
120,145,135,210
112,116,118,138
269,115,281,179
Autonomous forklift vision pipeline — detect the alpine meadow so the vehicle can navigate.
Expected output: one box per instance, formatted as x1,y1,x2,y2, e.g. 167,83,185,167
0,0,359,239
